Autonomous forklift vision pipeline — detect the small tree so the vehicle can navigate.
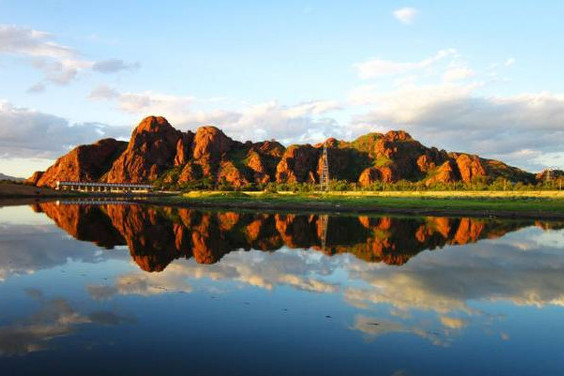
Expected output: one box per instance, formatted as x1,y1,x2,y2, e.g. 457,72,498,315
264,182,278,193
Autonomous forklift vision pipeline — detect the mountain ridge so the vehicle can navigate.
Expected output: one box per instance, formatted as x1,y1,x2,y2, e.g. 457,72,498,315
0,173,24,181
27,115,539,188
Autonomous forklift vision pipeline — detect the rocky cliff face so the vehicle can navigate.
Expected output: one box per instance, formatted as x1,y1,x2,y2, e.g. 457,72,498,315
27,138,127,187
28,115,537,188
276,145,320,183
105,116,183,183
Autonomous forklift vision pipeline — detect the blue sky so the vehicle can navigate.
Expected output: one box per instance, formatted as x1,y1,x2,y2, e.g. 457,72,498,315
1,0,564,176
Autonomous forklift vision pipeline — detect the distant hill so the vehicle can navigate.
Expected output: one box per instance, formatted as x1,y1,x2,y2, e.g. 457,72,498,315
27,115,540,188
0,173,24,181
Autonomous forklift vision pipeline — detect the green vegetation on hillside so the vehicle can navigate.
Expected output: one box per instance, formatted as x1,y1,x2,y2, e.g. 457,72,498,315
152,175,564,193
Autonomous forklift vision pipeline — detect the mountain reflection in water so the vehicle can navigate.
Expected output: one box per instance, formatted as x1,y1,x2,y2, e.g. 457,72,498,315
2,203,564,375
34,202,563,272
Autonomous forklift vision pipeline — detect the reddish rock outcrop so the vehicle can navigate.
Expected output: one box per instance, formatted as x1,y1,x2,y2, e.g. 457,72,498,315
25,171,44,186
31,138,127,188
27,115,536,187
192,126,234,161
252,140,285,159
174,131,195,166
105,116,182,183
276,145,320,183
358,167,380,186
217,160,250,187
454,154,487,182
178,161,203,183
425,160,459,186
246,151,271,184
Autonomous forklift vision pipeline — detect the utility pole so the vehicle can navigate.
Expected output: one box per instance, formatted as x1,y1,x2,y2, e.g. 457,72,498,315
320,143,330,192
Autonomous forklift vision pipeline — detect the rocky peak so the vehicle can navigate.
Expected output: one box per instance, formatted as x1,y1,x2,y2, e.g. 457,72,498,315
129,116,180,150
105,116,182,183
322,138,339,148
29,138,127,188
133,116,173,134
192,126,234,160
27,116,537,187
252,140,286,158
384,130,413,142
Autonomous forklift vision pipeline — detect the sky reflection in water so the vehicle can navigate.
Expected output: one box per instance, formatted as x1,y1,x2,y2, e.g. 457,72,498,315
0,203,563,376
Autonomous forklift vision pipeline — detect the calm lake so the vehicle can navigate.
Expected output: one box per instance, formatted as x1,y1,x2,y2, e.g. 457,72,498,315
1,202,563,375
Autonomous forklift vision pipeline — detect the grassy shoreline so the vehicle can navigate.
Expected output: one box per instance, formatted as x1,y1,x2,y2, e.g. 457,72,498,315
136,190,564,220
3,183,564,219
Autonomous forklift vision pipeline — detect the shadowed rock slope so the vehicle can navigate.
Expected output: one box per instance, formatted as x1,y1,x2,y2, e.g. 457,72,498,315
27,115,536,187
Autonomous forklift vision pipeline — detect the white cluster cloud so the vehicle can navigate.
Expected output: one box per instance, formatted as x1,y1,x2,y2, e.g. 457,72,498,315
352,315,450,346
89,85,342,144
76,224,564,346
88,249,338,299
4,207,564,347
0,25,139,91
349,49,564,171
349,86,564,169
85,226,564,314
354,49,456,79
193,100,341,144
89,85,195,119
91,59,140,73
0,88,341,162
0,296,134,356
443,66,474,82
0,101,130,159
0,25,73,58
2,22,562,172
393,7,418,25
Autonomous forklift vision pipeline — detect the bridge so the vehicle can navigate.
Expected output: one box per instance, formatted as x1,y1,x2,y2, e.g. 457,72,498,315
56,181,153,193
56,198,135,205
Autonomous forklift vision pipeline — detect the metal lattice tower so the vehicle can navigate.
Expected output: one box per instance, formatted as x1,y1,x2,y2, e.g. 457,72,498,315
546,167,562,189
320,143,330,191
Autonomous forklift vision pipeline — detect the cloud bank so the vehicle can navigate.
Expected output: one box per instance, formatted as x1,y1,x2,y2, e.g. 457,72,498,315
0,25,139,90
0,101,130,159
349,50,564,171
89,85,342,144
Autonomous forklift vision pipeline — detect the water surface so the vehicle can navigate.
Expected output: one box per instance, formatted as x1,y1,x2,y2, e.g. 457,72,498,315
0,202,563,375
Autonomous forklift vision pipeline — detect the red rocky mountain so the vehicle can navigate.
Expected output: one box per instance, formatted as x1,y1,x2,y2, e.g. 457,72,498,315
27,115,536,187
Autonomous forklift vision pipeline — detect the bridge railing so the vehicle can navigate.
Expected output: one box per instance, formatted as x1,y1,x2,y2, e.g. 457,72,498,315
55,181,153,192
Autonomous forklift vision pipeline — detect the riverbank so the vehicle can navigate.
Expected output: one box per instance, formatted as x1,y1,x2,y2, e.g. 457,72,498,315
0,183,176,207
0,182,76,197
4,185,564,219
140,190,564,220
0,182,180,199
